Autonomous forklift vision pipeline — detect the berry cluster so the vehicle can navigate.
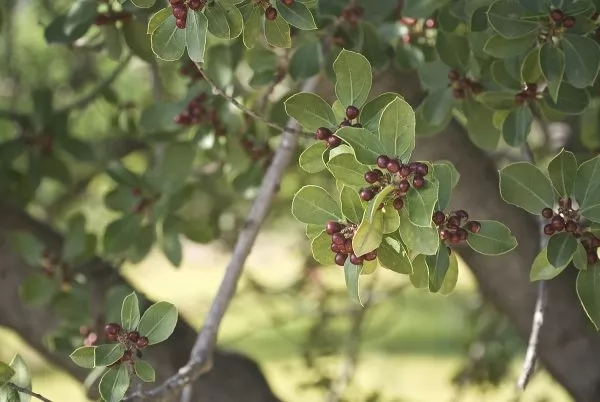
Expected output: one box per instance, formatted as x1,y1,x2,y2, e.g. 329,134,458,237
94,12,132,26
20,134,54,156
341,3,365,25
515,83,539,105
104,323,149,364
550,8,576,29
179,61,203,82
581,233,600,265
255,1,279,21
169,0,206,29
448,70,483,99
396,16,437,44
173,93,225,135
131,188,160,215
240,137,273,168
359,156,429,204
314,105,361,149
433,210,481,245
541,197,579,236
326,221,377,266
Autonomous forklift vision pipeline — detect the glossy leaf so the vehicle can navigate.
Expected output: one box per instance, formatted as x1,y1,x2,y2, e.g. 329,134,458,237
487,0,538,39
483,33,535,58
377,236,412,274
344,259,363,306
333,49,372,108
340,186,364,224
120,292,140,331
151,15,186,61
99,364,130,402
501,106,533,147
378,97,415,162
382,207,400,234
530,245,569,281
466,220,517,255
95,344,125,367
540,43,565,103
242,5,261,48
311,231,335,265
299,142,327,173
134,360,155,383
542,83,590,115
421,87,454,127
398,209,440,255
284,93,337,131
103,215,142,255
186,10,208,62
264,14,291,48
409,255,429,289
326,153,369,187
364,185,394,223
433,161,459,210
335,126,387,165
405,179,439,227
426,242,450,293
573,155,600,222
291,185,343,225
577,268,600,330
547,148,577,196
352,211,384,256
499,162,556,215
138,301,178,345
0,362,15,386
439,253,459,295
70,346,96,369
276,0,316,30
573,242,588,270
562,33,600,88
547,232,577,268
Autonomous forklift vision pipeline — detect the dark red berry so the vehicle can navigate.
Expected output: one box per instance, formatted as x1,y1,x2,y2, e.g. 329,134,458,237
544,224,555,236
364,251,377,261
398,180,410,193
399,165,411,177
364,171,380,184
265,6,278,20
326,221,342,235
551,215,565,231
104,323,121,336
471,83,483,94
457,228,468,241
169,0,183,4
432,211,446,226
175,18,186,29
349,253,363,265
588,252,599,265
332,232,345,245
335,253,347,266
121,350,133,362
592,236,600,248
136,336,149,349
453,88,465,99
377,155,390,168
542,208,553,219
315,127,332,140
448,216,460,228
344,240,353,254
386,160,401,173
448,70,460,81
515,92,527,105
449,233,461,244
128,331,140,343
455,210,469,221
563,16,576,28
282,0,294,5
188,0,204,10
339,119,351,127
550,9,564,22
132,187,142,197
345,106,360,120
559,197,572,209
393,197,404,210
415,163,428,176
412,175,425,189
327,135,342,148
331,243,343,253
360,188,375,201
565,220,578,233
439,230,450,240
106,333,119,342
408,162,419,172
467,221,481,233
172,5,187,19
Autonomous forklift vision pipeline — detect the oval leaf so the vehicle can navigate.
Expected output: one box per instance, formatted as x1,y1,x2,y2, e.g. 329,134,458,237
333,49,372,108
547,148,577,196
99,364,130,402
284,93,337,132
291,185,342,225
121,292,140,331
547,232,577,268
499,162,556,215
466,220,517,255
134,360,156,383
138,301,178,345
70,346,96,369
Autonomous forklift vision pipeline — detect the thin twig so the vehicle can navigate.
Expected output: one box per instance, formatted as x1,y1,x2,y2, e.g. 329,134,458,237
58,53,132,113
122,75,320,401
516,142,549,391
8,383,53,402
194,63,309,136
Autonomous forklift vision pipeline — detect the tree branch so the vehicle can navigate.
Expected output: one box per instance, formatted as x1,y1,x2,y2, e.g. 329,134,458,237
8,383,53,402
59,53,132,113
122,75,320,401
194,63,309,137
516,142,549,391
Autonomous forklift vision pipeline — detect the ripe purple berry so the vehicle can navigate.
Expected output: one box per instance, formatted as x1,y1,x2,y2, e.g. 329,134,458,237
327,135,342,148
415,163,428,176
364,171,380,184
349,253,363,265
541,208,553,219
136,336,149,349
376,155,390,169
326,221,342,235
398,180,410,193
432,211,446,226
360,188,375,201
412,175,425,189
543,224,555,236
386,160,401,173
335,253,347,266
332,232,345,245
265,6,278,21
467,221,481,233
345,106,360,120
551,215,565,231
393,197,404,210
315,127,332,140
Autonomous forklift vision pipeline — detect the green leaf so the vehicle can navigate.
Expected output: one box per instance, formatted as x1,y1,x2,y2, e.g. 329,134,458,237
398,208,439,255
326,153,369,187
377,236,412,274
378,97,416,163
547,148,577,196
134,360,155,383
421,87,454,127
464,101,501,150
147,8,171,34
131,0,156,7
120,292,140,331
138,301,178,345
405,179,439,227
222,4,243,38
284,93,337,132
186,10,208,62
576,268,600,330
102,25,123,61
521,46,542,83
291,185,342,225
466,220,517,255
7,355,30,402
153,141,196,194
344,259,363,306
439,253,459,295
487,0,539,39
353,211,384,256
491,60,522,90
305,224,324,240
335,126,387,165
573,241,588,270
99,364,130,402
475,91,517,110
501,106,533,147
151,15,186,61
426,242,450,293
433,161,459,210
64,0,97,36
289,39,322,80
417,60,452,91
409,255,429,289
95,344,125,367
70,346,96,369
264,13,291,48
540,43,565,103
122,20,154,63
542,82,590,115
333,49,372,108
7,232,45,267
360,94,400,135
340,186,364,224
206,3,231,39
62,213,87,263
382,207,400,234
530,246,569,281
562,33,600,88
483,33,535,58
242,5,261,49
0,362,15,386
364,185,394,223
436,32,470,70
311,231,335,265
547,232,577,268
499,162,556,215
19,274,56,307
574,155,600,222
299,142,327,173
276,0,316,29
103,215,142,255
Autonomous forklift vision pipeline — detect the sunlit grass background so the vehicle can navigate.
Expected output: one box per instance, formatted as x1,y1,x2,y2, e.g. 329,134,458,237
0,228,572,402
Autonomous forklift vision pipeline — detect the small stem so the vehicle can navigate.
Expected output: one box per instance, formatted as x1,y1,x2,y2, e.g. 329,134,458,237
7,383,53,402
